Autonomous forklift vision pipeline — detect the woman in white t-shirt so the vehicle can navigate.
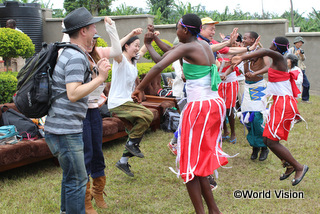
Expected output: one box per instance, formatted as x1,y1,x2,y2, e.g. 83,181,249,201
109,28,154,177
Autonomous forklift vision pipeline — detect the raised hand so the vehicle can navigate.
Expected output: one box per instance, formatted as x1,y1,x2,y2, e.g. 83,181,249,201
228,28,238,46
131,28,143,36
249,35,261,51
147,24,154,33
144,32,154,45
104,16,112,25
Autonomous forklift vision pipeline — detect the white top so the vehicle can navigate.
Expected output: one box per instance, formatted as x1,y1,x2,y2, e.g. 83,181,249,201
108,55,137,109
172,60,185,98
266,79,293,97
186,73,220,102
289,66,303,97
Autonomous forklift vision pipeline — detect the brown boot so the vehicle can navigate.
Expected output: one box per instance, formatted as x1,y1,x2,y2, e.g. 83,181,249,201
92,176,108,209
85,181,98,214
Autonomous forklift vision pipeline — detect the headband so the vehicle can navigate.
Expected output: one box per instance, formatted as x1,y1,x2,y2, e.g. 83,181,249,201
179,18,201,36
273,40,289,55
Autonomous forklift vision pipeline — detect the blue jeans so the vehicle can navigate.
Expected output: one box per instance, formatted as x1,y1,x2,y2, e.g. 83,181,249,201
83,108,105,179
45,133,87,214
301,70,310,101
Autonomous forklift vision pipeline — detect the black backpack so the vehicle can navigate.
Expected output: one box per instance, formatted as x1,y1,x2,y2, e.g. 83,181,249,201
13,42,90,118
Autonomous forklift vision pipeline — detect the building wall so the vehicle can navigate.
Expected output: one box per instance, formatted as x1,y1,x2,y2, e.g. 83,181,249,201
41,10,320,94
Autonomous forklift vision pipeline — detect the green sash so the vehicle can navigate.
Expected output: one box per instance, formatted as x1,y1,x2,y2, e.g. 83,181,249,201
183,63,221,91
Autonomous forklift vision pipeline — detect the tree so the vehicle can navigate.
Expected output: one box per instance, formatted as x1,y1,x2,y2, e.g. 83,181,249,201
112,3,139,16
64,0,115,16
147,0,174,22
290,0,295,32
0,28,35,71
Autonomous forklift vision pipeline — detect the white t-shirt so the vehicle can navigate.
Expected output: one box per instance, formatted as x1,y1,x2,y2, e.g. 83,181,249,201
108,55,138,109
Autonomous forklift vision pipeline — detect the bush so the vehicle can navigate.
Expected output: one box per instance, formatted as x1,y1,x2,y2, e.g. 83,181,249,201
0,72,17,104
143,39,173,60
0,28,35,59
96,37,108,47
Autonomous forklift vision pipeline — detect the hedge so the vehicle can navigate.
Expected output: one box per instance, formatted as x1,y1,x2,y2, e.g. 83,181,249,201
0,72,18,104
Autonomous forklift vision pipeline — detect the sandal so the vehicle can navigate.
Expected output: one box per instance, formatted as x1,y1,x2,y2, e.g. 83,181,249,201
222,136,230,141
229,138,236,144
279,161,295,180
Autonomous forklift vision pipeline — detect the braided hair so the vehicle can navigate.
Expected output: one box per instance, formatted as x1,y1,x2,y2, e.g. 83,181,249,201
273,37,289,55
179,13,202,36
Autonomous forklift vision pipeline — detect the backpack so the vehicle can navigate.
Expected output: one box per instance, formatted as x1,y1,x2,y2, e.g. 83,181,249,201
13,42,91,118
0,125,21,145
161,107,180,132
1,106,39,139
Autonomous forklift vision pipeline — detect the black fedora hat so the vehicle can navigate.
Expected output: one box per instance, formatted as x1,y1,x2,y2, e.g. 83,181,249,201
62,7,101,34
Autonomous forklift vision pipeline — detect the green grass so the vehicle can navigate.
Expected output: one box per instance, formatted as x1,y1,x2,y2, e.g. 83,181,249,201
1,95,319,214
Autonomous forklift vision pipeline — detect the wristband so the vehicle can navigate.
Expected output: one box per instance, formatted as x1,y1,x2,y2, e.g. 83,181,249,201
247,46,250,52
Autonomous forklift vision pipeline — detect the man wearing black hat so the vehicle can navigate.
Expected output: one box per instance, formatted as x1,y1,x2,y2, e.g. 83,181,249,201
288,36,310,103
44,7,111,214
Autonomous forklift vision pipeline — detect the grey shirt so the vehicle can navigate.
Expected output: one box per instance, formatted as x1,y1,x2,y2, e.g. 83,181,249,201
44,48,90,134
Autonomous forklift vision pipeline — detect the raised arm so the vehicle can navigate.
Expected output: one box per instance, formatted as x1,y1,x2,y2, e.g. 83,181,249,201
144,32,163,63
147,24,172,53
132,45,187,102
227,36,261,55
114,28,143,63
210,28,238,52
232,48,286,71
95,17,121,59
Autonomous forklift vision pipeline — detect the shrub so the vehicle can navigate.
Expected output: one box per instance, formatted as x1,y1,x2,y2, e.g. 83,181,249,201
96,37,108,47
0,72,17,104
0,28,35,59
143,39,173,60
0,28,35,72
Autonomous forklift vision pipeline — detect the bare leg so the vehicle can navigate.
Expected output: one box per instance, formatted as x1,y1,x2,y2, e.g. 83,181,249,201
227,110,236,141
222,117,229,138
198,176,220,214
186,176,205,214
263,137,304,179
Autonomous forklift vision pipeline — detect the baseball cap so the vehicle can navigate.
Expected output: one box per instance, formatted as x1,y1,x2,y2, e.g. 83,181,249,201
201,17,219,25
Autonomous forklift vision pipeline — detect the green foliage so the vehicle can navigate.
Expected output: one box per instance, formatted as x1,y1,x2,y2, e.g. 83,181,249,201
64,0,114,16
143,39,173,60
0,72,17,104
0,28,35,59
112,3,139,15
147,0,174,21
96,37,108,47
52,9,65,18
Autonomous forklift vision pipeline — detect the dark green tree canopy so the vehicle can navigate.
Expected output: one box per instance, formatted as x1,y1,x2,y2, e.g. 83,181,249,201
64,0,115,16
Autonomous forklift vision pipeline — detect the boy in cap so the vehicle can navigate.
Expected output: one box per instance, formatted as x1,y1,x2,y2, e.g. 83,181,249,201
44,7,111,214
288,36,310,103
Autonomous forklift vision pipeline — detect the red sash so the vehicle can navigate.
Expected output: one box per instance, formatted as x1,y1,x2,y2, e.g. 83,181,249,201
268,68,300,98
